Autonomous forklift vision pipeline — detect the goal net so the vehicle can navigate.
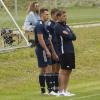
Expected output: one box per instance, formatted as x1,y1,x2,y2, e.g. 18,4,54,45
0,0,100,53
0,0,30,52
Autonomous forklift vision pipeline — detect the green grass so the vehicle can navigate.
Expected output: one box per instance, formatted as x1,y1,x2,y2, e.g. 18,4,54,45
0,7,100,28
2,6,100,49
67,7,100,24
0,26,100,100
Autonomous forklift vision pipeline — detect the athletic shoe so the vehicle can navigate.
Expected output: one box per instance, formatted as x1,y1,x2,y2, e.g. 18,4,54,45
57,90,66,96
49,91,58,96
65,91,75,96
57,90,75,96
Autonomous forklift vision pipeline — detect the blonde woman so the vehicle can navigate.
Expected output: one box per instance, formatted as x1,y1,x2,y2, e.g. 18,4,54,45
23,2,40,31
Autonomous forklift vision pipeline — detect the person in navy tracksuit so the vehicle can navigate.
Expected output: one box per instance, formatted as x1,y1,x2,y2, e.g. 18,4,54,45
47,8,60,93
54,10,76,96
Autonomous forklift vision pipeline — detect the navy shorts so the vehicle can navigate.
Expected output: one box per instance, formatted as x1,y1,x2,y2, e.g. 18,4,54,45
35,47,52,68
59,53,75,70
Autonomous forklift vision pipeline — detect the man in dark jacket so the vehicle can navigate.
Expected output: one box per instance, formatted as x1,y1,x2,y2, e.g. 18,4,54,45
54,10,76,96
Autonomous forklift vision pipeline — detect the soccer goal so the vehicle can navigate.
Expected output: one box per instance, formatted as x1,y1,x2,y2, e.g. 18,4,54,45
0,0,100,53
0,0,30,53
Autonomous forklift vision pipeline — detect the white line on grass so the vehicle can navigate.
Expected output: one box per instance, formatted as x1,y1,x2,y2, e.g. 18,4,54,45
70,21,100,25
0,45,29,53
0,23,100,52
71,23,100,28
69,94,100,100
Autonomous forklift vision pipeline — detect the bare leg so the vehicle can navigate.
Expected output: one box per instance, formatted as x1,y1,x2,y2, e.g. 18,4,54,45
59,69,66,92
46,65,52,73
52,63,60,73
59,69,72,92
64,70,72,91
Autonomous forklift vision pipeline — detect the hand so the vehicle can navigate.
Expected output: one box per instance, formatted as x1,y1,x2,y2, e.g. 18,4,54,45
52,52,59,61
45,49,51,58
63,30,68,35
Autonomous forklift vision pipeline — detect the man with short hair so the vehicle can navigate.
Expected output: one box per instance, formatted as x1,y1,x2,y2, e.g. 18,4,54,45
47,8,60,93
54,10,76,96
35,8,57,95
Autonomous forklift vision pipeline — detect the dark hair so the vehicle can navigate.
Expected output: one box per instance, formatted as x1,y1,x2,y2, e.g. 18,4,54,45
51,8,59,16
40,8,48,15
56,10,66,17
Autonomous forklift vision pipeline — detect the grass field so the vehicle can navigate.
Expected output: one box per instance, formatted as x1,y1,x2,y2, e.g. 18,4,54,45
1,7,100,49
0,7,100,28
0,5,100,100
0,25,100,100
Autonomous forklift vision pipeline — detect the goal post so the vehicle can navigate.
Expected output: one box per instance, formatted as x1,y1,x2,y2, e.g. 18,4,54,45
0,0,30,47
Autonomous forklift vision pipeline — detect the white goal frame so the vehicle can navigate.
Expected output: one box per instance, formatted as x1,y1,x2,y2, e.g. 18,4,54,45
0,0,30,52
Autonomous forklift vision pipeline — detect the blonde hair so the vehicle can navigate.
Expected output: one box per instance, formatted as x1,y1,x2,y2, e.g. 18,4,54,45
27,2,39,13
